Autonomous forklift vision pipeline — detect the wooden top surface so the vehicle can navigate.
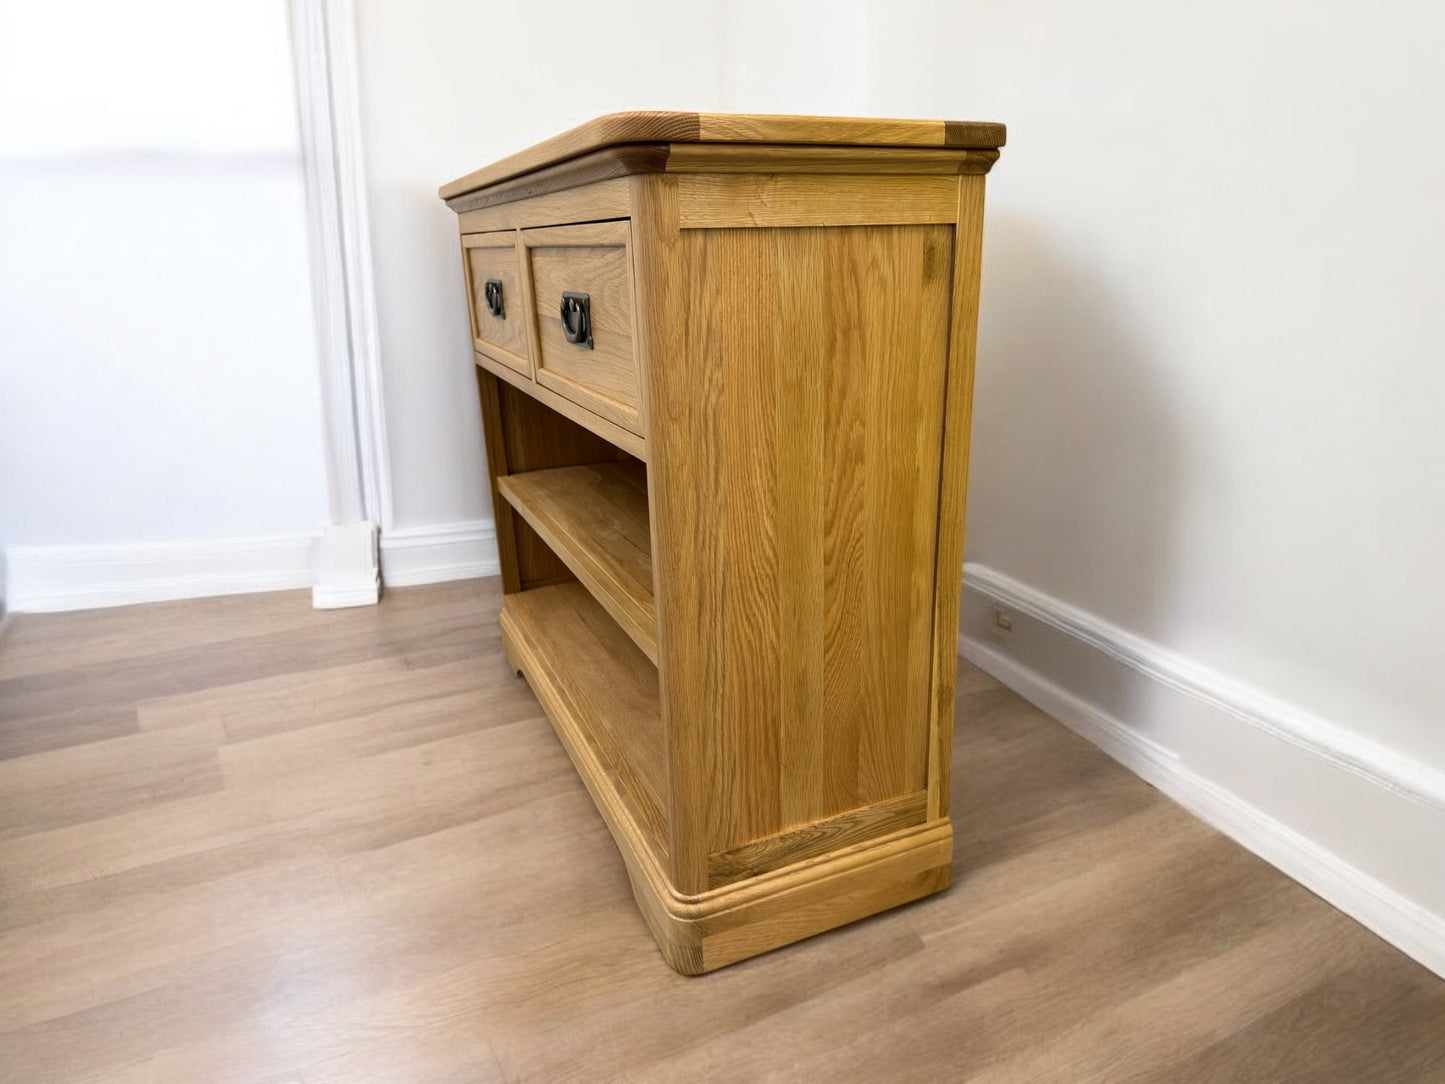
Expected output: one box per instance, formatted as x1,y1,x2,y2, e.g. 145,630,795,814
438,111,1007,199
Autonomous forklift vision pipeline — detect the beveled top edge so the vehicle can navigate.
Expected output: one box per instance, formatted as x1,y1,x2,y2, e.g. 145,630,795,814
437,111,1007,200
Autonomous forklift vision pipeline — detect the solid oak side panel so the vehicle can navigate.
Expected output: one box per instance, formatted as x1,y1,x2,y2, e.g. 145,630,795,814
633,173,954,890
926,174,987,821
631,174,709,893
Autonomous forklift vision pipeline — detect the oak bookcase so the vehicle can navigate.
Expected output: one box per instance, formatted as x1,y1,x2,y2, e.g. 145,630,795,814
440,112,1004,973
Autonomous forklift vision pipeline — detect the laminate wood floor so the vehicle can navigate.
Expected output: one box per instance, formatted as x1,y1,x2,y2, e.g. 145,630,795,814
0,580,1440,1083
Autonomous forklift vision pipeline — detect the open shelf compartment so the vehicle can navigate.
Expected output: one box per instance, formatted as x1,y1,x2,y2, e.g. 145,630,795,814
498,460,656,663
501,581,667,862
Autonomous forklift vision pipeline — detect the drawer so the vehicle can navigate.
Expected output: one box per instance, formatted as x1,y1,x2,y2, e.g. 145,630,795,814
462,231,531,376
523,220,643,435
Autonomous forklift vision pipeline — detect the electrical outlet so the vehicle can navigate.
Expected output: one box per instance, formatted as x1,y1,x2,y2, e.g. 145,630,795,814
992,608,1013,632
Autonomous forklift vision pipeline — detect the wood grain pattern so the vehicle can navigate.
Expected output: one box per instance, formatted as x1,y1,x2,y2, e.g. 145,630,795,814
927,175,986,821
445,144,998,215
695,113,999,150
476,353,646,460
688,822,952,974
476,370,628,593
663,143,1000,176
2,587,1442,1079
632,171,955,886
503,582,666,855
446,144,669,213
447,122,998,966
478,367,558,593
674,173,961,229
457,176,633,234
523,220,644,434
461,230,531,374
498,380,627,589
498,461,656,663
502,588,952,974
706,790,928,889
439,111,1007,199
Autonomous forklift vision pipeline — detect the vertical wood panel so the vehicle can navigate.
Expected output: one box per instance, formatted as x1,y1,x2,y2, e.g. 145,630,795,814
631,174,714,893
859,224,953,806
927,175,987,820
775,230,829,827
637,169,955,874
475,369,523,594
717,228,783,844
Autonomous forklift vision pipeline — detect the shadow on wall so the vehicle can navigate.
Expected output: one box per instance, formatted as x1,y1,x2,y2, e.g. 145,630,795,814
961,211,1190,750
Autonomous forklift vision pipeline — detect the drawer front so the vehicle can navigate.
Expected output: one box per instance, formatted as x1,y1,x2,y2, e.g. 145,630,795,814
523,220,642,435
463,231,531,375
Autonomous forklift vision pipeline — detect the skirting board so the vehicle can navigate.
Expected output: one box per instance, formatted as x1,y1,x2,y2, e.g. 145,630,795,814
379,519,499,587
958,562,1445,981
312,522,380,609
3,534,317,613
3,519,502,612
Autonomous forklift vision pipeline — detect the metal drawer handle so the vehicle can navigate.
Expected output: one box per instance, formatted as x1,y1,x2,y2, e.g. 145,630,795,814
560,291,593,349
483,279,504,318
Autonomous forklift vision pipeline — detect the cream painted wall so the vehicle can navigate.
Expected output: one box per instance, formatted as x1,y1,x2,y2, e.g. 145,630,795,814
865,0,1445,774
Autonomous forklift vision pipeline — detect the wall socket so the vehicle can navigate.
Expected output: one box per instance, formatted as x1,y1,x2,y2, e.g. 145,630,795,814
992,607,1013,632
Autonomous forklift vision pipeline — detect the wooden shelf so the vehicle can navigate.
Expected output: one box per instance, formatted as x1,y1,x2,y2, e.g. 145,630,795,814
498,461,656,663
502,582,666,857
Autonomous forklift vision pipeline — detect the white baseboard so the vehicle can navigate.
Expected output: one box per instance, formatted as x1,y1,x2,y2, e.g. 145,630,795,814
379,519,498,588
312,522,379,609
959,562,1445,981
2,518,502,613
3,534,317,613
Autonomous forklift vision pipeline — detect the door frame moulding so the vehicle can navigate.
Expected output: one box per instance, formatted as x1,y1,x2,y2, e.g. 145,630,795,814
288,0,392,607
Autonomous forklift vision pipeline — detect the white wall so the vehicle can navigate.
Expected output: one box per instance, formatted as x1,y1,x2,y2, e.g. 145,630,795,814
0,1,329,607
868,0,1445,776
861,0,1445,972
351,0,873,537
0,0,884,607
352,0,716,537
716,0,870,116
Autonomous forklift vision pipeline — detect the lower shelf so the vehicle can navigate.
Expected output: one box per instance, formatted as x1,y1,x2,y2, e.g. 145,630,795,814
502,582,666,855
501,581,955,975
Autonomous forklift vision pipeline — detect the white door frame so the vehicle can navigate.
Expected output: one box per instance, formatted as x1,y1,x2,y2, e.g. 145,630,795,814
288,0,391,606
